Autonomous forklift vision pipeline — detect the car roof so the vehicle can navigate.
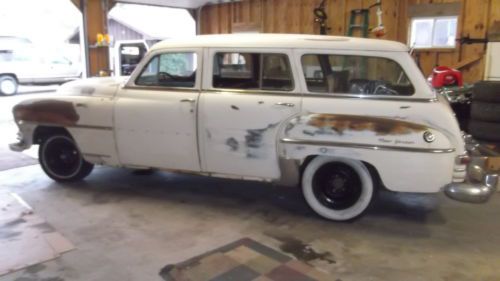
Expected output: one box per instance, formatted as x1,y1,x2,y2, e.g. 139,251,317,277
150,33,409,52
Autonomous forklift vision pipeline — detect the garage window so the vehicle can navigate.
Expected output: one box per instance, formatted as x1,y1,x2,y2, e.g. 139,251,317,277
212,52,293,91
136,52,197,88
409,16,458,49
301,54,414,96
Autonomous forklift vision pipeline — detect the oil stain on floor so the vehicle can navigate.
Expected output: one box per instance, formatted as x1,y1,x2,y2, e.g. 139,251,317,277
265,232,336,265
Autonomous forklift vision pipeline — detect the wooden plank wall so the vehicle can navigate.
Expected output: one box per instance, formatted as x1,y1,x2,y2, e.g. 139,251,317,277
200,0,500,83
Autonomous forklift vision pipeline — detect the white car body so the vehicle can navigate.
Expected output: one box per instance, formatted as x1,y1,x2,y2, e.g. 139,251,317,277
10,34,497,219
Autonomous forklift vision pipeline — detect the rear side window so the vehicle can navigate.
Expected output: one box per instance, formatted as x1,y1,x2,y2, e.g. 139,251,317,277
136,52,197,88
301,54,414,96
213,52,293,91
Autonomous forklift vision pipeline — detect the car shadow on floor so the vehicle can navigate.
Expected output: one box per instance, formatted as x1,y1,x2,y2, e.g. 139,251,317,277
49,166,447,230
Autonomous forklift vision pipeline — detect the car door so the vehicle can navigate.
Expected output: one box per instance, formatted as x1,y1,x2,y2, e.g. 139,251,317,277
114,48,201,171
199,48,301,180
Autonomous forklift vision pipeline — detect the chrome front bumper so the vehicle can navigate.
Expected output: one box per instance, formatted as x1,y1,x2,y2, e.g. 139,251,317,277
9,130,31,152
9,141,29,152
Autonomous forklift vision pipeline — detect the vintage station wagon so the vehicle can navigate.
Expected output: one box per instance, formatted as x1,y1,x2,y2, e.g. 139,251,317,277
10,34,498,221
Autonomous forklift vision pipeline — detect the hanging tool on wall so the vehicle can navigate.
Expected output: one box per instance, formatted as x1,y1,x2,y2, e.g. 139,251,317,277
347,9,370,37
314,0,331,35
347,0,385,38
370,0,385,37
456,34,491,51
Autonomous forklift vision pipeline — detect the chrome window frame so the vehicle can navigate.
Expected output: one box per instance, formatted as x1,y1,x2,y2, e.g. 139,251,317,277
125,48,203,91
211,51,296,92
294,48,436,102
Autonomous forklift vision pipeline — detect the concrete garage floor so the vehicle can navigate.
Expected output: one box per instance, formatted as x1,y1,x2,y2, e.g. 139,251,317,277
1,163,500,281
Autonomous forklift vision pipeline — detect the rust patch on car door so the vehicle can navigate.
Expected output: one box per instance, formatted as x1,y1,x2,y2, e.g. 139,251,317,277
306,114,427,136
13,100,80,126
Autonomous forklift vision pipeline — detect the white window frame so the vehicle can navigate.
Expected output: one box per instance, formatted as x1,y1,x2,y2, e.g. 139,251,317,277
409,16,458,49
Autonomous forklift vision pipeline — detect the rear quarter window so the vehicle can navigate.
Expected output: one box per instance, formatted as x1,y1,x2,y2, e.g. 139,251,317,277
301,54,414,96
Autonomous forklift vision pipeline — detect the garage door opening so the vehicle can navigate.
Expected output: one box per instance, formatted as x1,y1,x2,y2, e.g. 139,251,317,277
107,3,195,76
0,0,83,95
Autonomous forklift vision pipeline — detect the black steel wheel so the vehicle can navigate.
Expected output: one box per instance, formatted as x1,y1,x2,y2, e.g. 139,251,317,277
39,134,94,182
311,162,362,210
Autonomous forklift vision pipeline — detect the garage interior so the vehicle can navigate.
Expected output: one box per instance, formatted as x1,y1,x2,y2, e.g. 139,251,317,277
1,0,500,281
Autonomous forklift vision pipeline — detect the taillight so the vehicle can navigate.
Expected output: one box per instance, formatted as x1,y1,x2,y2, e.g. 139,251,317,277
455,153,470,165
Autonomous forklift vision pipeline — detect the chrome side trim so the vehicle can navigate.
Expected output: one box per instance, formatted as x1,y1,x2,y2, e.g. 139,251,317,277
280,138,455,153
304,93,437,103
202,89,436,102
123,84,434,102
204,89,301,97
22,121,113,131
82,153,111,158
123,85,199,92
68,124,114,130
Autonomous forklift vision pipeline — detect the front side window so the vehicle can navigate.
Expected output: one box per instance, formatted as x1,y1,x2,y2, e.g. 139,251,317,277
213,52,293,91
301,54,414,96
136,52,197,88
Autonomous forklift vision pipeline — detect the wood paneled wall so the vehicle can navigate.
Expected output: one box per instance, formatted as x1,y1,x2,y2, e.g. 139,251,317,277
200,0,500,83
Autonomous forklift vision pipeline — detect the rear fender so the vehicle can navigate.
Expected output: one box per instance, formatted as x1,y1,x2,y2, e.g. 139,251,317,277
278,113,456,193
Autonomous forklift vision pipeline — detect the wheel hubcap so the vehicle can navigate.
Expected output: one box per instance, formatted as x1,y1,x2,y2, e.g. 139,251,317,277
44,138,81,177
312,162,362,210
1,79,16,95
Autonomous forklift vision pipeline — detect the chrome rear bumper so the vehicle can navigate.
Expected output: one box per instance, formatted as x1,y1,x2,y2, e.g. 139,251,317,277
444,167,498,203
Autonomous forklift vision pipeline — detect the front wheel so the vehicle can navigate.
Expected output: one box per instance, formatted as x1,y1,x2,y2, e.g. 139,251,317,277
302,156,374,221
0,75,18,96
39,134,94,182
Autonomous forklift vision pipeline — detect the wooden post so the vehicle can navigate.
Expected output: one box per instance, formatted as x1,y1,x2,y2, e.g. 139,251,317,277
75,0,110,77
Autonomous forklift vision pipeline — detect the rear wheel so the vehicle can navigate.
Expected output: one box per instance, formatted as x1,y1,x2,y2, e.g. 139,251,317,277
39,134,94,182
302,156,374,221
0,75,18,96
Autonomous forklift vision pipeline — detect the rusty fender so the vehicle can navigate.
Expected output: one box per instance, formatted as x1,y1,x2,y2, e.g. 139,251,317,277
303,113,427,136
13,99,80,127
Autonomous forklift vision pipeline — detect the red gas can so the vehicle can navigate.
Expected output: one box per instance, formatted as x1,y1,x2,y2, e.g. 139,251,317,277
428,66,463,88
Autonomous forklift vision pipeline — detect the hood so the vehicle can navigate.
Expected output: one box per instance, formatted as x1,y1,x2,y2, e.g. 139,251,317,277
57,76,128,97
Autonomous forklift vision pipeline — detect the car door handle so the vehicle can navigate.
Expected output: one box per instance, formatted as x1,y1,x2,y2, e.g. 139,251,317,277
75,103,87,108
180,98,196,103
274,102,295,107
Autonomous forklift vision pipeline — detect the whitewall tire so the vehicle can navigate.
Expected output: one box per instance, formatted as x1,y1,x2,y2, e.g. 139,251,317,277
302,156,374,221
0,75,18,96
